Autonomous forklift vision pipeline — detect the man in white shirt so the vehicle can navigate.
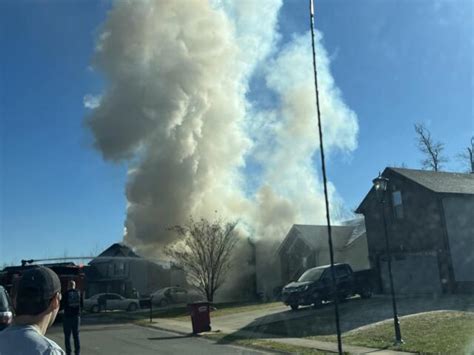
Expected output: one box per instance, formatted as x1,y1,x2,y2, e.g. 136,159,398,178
0,266,65,355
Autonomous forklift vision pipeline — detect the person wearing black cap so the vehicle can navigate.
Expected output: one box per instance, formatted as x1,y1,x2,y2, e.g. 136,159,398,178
0,266,65,355
62,280,82,355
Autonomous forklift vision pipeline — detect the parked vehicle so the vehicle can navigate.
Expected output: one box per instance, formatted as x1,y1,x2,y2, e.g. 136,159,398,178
0,286,14,331
150,287,203,307
281,263,373,310
84,293,140,313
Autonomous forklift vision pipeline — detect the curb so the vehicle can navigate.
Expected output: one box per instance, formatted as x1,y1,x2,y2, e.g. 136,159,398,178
135,321,193,337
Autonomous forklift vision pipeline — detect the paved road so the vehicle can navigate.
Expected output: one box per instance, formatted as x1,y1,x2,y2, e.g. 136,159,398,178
47,323,272,355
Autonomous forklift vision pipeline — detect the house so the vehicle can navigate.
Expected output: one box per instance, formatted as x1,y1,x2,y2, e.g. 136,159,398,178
86,243,186,297
278,218,370,286
356,167,474,295
254,218,369,300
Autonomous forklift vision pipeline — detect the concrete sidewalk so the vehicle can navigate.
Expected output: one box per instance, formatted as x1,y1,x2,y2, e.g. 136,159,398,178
145,316,413,355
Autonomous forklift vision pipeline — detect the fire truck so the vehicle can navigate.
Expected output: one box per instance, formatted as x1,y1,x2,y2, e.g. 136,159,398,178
0,259,87,309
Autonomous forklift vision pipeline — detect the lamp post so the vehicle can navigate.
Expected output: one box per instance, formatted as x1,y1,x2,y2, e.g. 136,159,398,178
372,173,403,345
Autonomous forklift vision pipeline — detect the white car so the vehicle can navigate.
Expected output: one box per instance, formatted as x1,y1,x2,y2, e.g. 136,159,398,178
150,287,203,307
84,293,140,313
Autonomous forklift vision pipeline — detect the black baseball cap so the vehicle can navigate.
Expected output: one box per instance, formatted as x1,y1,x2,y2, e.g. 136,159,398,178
15,266,61,315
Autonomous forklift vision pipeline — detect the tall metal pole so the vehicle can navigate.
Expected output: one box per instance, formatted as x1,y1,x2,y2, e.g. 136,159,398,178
380,197,403,344
150,295,153,323
309,1,343,354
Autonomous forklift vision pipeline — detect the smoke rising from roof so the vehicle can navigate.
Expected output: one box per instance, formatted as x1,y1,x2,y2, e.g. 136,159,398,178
85,0,358,255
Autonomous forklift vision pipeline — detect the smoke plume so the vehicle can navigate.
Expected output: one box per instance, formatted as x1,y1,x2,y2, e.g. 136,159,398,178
85,0,359,257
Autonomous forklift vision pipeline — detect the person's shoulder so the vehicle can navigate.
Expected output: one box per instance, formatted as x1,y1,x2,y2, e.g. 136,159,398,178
43,336,66,355
0,326,65,354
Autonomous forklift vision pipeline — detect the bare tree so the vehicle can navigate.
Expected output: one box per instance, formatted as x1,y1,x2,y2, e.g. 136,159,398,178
457,137,474,173
165,217,238,302
414,123,447,171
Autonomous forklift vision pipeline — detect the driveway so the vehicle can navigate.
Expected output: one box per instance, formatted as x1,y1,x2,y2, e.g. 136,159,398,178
211,304,319,331
234,294,474,337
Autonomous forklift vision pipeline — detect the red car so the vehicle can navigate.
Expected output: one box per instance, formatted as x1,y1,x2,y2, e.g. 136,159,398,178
0,286,13,331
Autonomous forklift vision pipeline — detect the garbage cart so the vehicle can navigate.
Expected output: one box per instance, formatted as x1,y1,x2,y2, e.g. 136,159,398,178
188,302,211,334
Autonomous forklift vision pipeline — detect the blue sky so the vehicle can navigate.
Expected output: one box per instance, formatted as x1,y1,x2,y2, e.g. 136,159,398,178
1,0,472,265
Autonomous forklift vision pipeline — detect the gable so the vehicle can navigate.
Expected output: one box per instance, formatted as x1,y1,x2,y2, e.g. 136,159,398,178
278,224,355,256
340,217,366,247
90,243,140,265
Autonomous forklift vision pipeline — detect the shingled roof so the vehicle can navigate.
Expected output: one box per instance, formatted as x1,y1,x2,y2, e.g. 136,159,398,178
98,243,140,258
389,168,474,194
89,243,140,264
277,220,364,256
293,225,354,249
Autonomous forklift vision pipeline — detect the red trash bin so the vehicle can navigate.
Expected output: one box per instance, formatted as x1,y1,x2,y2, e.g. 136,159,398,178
188,302,211,334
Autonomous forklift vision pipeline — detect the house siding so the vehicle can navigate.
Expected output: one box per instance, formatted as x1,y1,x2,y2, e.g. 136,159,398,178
337,236,370,272
442,195,474,287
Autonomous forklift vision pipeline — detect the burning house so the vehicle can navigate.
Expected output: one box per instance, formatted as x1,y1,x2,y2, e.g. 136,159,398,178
86,243,186,298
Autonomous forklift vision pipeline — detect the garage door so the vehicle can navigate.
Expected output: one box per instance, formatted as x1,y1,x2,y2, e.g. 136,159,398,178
380,254,442,295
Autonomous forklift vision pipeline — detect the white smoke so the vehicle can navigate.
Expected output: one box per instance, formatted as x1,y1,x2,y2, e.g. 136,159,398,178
83,94,101,109
85,0,359,257
249,31,358,241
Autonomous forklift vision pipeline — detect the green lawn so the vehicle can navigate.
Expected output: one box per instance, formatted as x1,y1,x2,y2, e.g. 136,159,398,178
312,311,474,354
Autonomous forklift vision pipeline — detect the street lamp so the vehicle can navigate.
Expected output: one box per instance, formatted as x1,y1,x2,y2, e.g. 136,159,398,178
372,173,403,345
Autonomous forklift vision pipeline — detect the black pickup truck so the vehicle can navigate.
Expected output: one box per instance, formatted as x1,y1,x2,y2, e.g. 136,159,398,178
281,263,373,310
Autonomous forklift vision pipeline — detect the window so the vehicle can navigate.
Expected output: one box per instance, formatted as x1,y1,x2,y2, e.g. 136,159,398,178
336,266,350,278
114,262,126,276
320,271,331,283
392,190,404,219
298,268,325,282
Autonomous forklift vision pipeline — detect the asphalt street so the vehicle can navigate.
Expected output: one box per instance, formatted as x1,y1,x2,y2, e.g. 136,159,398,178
47,323,271,355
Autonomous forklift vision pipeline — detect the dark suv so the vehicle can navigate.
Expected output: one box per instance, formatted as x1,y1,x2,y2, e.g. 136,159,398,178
281,263,372,310
0,286,14,331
